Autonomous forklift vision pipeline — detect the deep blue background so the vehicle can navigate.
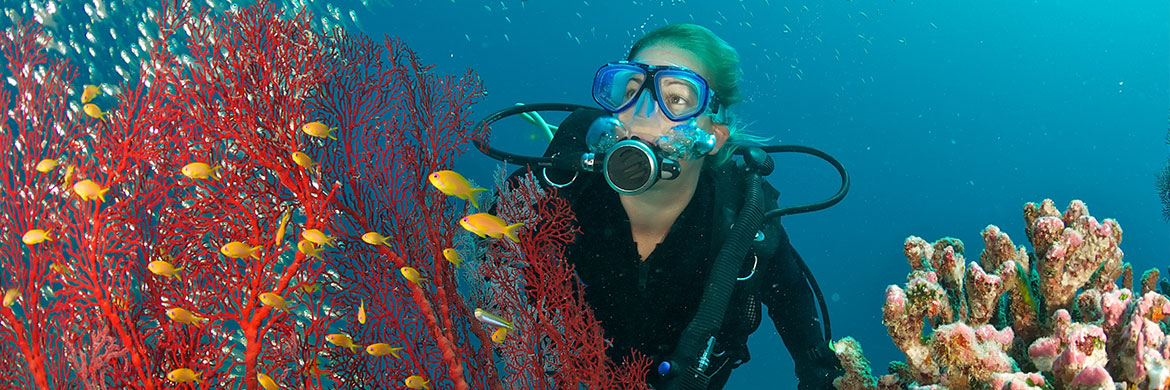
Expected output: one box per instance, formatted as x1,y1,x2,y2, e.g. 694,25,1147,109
336,0,1168,387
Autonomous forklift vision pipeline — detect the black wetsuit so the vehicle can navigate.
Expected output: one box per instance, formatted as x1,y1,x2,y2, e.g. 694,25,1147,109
564,168,842,389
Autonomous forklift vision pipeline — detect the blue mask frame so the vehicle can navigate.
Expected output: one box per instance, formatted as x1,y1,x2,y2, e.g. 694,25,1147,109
592,61,717,122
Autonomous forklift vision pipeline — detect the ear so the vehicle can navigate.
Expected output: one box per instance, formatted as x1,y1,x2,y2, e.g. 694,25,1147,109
708,123,730,155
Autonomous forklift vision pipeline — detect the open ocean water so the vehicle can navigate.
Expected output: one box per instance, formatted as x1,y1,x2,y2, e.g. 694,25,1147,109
4,0,1168,388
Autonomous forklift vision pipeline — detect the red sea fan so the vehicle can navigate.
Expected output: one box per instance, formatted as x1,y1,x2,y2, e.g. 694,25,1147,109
469,169,652,390
1,1,651,389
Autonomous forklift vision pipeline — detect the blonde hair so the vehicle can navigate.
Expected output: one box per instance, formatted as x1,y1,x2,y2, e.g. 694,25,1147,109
627,24,771,168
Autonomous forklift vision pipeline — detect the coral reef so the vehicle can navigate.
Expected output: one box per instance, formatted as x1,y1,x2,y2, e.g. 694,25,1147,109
835,199,1170,390
0,1,646,389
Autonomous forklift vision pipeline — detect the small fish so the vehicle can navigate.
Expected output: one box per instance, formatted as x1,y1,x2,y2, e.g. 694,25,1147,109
82,103,107,121
459,213,524,242
111,293,130,311
491,327,508,343
301,229,334,247
326,333,362,352
22,229,54,246
220,241,261,259
300,282,322,294
428,170,488,208
442,248,463,268
181,162,220,180
166,307,209,326
50,262,71,277
62,165,74,186
34,159,59,173
3,289,19,307
73,179,109,202
257,373,279,390
259,292,289,311
400,267,427,287
306,365,331,377
358,299,367,324
297,239,322,259
274,208,292,246
474,308,514,330
302,121,338,140
81,84,101,103
404,375,430,390
147,260,184,281
366,343,404,358
361,232,389,246
291,151,316,169
166,368,202,384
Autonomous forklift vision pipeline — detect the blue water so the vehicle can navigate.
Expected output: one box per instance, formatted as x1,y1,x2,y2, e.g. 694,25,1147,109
17,0,1168,388
350,1,1167,388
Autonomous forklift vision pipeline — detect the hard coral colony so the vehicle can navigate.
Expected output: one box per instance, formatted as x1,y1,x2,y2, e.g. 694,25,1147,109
834,199,1170,390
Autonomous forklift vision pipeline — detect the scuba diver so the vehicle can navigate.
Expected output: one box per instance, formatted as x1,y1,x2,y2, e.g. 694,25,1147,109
476,24,849,389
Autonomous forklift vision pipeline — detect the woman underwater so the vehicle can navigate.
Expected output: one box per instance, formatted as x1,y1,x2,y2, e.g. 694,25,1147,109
504,24,844,389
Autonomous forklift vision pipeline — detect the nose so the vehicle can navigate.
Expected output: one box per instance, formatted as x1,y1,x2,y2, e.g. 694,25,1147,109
632,89,657,118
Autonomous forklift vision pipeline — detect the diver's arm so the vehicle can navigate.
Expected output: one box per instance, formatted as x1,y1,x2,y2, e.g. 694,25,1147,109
760,226,843,390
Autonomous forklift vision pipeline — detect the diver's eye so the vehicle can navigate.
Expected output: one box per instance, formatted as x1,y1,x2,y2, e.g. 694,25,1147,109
668,95,690,106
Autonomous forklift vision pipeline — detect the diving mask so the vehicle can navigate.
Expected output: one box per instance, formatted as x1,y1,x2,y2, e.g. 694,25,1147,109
592,61,717,122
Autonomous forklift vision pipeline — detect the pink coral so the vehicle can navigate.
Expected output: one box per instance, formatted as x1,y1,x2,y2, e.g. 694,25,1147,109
1068,366,1112,389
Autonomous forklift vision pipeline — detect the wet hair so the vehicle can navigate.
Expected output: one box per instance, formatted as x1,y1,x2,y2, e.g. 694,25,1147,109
627,24,770,168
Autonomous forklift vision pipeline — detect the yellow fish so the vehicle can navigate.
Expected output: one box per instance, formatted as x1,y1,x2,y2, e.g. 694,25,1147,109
274,208,292,246
81,84,101,103
404,375,430,390
358,299,367,324
50,262,71,277
302,121,337,140
34,159,59,173
166,308,208,326
301,229,334,247
62,165,74,186
299,282,322,294
167,368,201,384
297,239,322,259
220,241,261,259
442,248,462,268
3,289,19,307
181,162,220,180
111,293,130,311
366,343,403,358
326,333,362,352
73,179,109,202
361,232,389,246
291,151,316,169
259,292,290,311
257,373,279,390
306,365,331,377
82,103,107,121
400,267,427,287
491,327,508,343
459,213,524,242
147,260,183,281
428,170,488,209
22,229,54,246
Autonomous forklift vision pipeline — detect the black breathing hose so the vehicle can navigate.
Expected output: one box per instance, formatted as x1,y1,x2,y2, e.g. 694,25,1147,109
658,173,766,390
